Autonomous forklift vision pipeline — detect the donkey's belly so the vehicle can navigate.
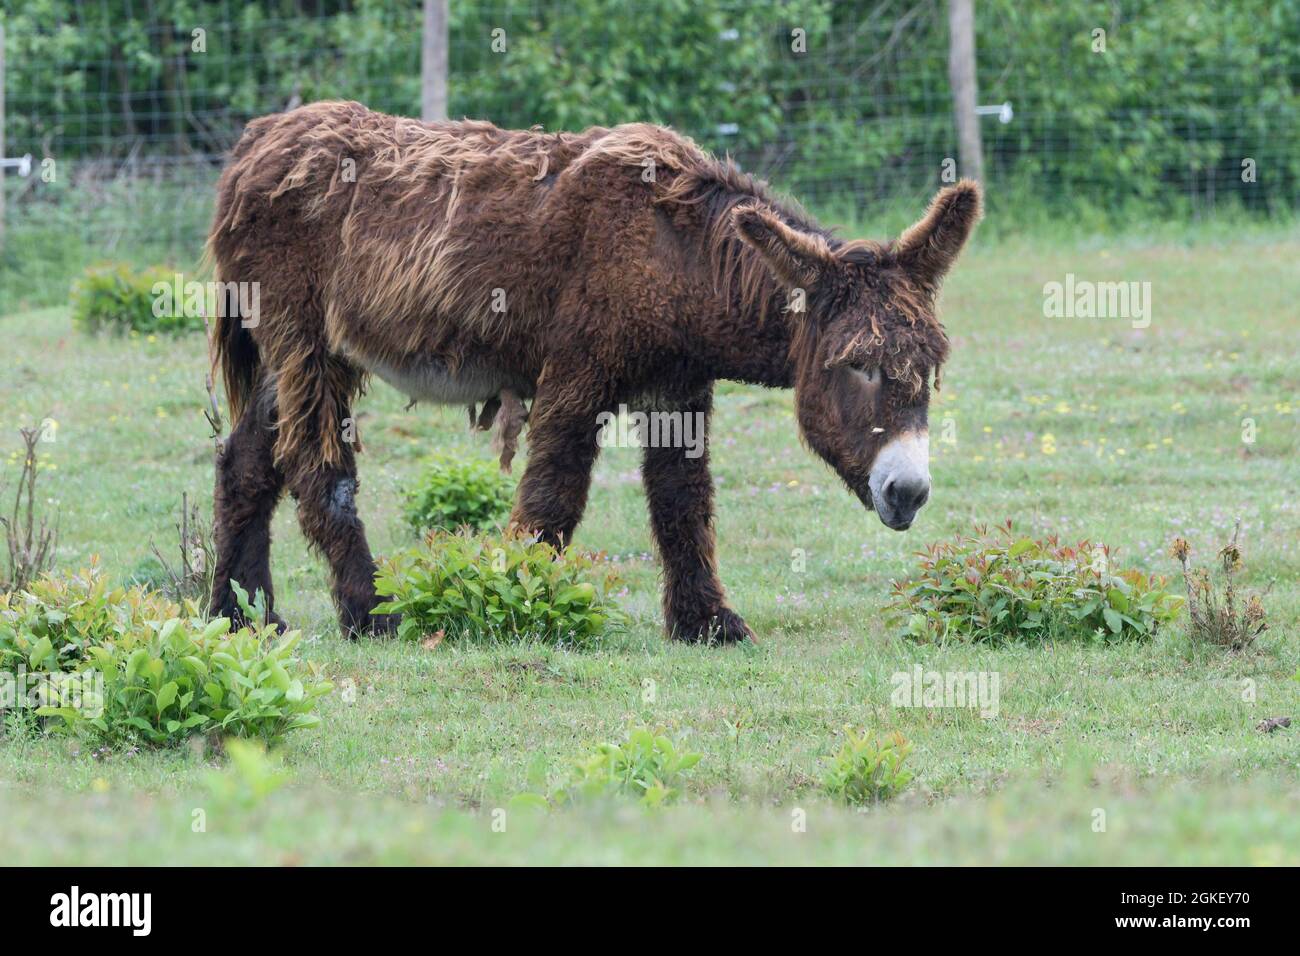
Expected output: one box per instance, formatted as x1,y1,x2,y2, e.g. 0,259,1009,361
366,356,514,405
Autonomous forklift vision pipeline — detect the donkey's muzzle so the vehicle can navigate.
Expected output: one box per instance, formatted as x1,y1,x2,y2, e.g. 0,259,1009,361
878,475,930,530
868,430,931,531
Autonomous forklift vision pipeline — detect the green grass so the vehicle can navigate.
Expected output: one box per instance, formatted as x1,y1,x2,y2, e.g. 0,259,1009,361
1,226,1298,865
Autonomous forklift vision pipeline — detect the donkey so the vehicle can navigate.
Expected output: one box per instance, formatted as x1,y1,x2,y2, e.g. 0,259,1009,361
207,101,980,643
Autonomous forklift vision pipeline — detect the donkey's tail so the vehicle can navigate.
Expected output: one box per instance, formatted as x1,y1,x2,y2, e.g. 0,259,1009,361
204,248,261,425
213,309,260,425
205,112,288,425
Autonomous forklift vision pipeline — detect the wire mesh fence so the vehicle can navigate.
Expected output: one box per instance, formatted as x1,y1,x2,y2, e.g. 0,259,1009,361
2,0,1297,307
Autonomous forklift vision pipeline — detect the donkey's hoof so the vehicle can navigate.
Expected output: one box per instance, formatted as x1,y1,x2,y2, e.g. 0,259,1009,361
341,610,401,639
213,598,288,634
671,608,755,645
367,611,402,637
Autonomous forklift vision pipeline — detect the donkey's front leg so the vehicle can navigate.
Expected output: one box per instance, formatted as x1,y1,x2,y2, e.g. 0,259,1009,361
641,386,753,644
508,370,606,547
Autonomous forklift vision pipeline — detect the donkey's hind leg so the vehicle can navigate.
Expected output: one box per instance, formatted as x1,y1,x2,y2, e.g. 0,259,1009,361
281,408,396,639
211,375,287,630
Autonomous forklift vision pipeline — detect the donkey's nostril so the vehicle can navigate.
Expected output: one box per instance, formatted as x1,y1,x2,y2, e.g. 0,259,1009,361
884,476,929,513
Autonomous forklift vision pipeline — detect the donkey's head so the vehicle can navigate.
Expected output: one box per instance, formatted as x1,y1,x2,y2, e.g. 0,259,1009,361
734,181,981,530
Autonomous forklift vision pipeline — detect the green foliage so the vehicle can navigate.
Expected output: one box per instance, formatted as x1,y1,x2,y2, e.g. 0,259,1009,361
2,708,40,744
43,616,331,746
887,522,1183,644
518,726,702,809
374,531,625,645
204,738,292,809
451,0,790,165
976,1,1300,217
70,263,193,335
0,563,188,668
402,456,515,535
0,566,332,746
822,729,915,806
7,1,1296,216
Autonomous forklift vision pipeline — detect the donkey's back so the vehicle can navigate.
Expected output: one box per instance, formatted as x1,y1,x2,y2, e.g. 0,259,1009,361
214,100,608,339
209,102,706,442
211,104,550,462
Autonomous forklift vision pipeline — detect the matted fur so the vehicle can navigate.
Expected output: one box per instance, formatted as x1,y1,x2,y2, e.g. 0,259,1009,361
206,100,979,640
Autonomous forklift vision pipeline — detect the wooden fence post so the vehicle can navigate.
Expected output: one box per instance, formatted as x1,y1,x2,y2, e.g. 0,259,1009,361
422,0,449,122
947,0,984,182
1,22,7,253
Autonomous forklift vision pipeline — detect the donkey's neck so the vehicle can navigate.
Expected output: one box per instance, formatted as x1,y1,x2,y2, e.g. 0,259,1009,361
705,300,796,388
667,174,822,389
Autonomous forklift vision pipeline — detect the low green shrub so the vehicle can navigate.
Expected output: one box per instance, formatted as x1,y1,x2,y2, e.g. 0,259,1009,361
70,262,193,335
0,563,186,669
823,728,915,806
514,726,702,810
886,522,1183,643
373,531,625,645
45,615,331,745
1,567,332,746
403,455,515,535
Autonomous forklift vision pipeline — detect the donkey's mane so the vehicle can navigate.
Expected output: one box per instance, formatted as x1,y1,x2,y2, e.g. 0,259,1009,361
597,124,947,393
598,125,941,347
630,126,831,322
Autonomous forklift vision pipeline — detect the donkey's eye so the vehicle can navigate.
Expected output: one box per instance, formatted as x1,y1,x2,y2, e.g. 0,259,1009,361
850,366,882,387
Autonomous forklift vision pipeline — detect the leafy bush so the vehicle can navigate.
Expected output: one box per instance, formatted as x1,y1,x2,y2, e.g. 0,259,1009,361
374,531,625,645
823,729,915,807
48,616,331,745
70,262,193,335
515,726,702,810
887,522,1183,644
1,567,332,746
0,562,185,667
1170,525,1268,650
402,456,515,535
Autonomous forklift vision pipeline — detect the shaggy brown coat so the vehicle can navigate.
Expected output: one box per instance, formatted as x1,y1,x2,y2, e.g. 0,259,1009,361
208,100,980,641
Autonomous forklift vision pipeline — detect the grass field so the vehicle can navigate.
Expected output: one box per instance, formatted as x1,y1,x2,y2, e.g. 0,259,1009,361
1,223,1297,865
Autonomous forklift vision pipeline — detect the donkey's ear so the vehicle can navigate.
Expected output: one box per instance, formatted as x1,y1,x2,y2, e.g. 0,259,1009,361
895,180,982,293
732,204,833,288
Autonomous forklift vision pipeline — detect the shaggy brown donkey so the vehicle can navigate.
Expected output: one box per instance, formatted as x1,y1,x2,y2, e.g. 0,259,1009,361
207,101,980,642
